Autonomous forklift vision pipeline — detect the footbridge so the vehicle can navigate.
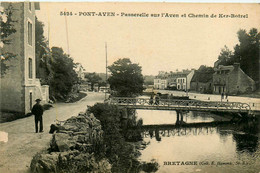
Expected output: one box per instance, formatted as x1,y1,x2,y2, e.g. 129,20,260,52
109,97,253,115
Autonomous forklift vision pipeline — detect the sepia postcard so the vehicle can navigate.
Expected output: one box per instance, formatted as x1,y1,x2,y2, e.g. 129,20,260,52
0,1,260,173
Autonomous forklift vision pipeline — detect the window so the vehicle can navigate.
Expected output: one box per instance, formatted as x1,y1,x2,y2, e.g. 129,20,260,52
30,92,32,110
29,58,32,78
28,22,32,45
29,2,32,11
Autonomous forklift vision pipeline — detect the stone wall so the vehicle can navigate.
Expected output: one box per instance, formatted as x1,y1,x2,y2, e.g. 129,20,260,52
228,67,256,95
30,111,111,173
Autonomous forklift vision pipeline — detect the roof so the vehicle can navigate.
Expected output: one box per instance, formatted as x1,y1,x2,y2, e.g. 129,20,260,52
216,65,234,71
191,71,213,83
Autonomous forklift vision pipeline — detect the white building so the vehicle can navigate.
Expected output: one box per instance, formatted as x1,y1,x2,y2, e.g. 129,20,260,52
154,78,168,89
176,70,195,91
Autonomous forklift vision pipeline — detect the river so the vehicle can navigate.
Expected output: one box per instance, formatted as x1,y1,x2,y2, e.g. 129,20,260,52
136,110,260,173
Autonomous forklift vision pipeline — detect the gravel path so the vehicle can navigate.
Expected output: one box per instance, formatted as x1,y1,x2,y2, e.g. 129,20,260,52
0,92,105,173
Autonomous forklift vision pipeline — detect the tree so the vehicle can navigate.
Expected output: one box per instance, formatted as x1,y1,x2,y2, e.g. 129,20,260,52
233,28,260,84
198,65,214,73
215,28,260,87
49,47,78,100
85,72,102,90
108,58,144,97
0,4,17,76
35,17,53,85
216,45,234,67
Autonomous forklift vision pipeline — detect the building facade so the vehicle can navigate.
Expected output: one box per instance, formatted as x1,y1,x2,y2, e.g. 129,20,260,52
154,70,195,91
213,63,255,95
176,70,195,91
153,78,168,90
0,2,49,114
190,71,213,93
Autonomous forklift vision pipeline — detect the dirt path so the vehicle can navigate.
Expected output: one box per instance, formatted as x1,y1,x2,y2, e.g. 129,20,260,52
0,92,105,173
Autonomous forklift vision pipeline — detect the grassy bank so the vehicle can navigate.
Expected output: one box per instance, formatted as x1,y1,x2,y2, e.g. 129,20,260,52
88,103,159,172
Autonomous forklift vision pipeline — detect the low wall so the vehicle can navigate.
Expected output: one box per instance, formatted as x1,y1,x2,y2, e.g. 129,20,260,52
30,111,111,173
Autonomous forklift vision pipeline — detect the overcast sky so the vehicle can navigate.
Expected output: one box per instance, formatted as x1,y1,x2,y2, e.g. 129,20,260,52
36,3,260,75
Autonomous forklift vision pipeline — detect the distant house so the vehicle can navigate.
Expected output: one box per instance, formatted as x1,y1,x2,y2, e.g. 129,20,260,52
154,70,195,91
0,2,49,114
176,70,195,91
153,71,169,89
213,63,255,95
75,63,85,81
154,78,168,89
190,71,213,93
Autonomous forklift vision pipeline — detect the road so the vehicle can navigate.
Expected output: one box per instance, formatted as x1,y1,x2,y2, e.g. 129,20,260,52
0,92,105,173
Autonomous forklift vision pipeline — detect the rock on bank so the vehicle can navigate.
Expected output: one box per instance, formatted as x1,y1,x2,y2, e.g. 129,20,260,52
30,111,111,173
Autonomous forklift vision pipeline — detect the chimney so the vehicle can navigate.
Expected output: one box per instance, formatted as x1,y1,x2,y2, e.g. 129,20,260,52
233,63,240,70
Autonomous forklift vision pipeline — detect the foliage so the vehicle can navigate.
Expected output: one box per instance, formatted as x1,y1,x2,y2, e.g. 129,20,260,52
35,17,53,85
108,58,144,97
144,75,155,85
35,18,79,100
0,4,17,76
49,47,78,100
0,4,16,44
197,65,214,73
88,103,149,173
216,45,234,67
216,28,260,85
233,28,260,83
85,72,102,90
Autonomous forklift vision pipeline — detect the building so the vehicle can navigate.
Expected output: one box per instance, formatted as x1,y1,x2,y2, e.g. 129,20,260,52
154,78,168,89
75,63,85,81
154,70,195,91
175,70,195,91
154,71,168,89
190,71,213,93
213,63,255,95
0,2,49,114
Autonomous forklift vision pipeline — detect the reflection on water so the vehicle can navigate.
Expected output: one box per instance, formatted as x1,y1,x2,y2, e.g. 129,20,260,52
136,110,260,173
136,110,229,125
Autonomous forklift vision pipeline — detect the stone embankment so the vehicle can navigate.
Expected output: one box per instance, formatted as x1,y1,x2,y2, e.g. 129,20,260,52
30,112,111,173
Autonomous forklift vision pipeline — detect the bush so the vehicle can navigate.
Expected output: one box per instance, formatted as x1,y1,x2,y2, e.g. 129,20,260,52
88,103,145,172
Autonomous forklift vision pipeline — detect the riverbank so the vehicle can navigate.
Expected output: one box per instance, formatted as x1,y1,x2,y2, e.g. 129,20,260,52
30,103,159,173
0,92,105,173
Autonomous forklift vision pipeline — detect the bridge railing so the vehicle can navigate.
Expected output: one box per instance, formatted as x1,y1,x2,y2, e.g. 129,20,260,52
109,97,251,111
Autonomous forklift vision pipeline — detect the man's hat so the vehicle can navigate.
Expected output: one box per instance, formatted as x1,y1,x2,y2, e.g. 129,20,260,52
35,99,41,102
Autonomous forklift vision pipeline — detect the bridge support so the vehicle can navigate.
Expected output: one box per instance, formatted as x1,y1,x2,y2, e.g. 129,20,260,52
176,111,185,125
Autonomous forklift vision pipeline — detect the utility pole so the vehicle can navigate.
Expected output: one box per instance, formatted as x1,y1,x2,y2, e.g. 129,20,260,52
105,42,108,100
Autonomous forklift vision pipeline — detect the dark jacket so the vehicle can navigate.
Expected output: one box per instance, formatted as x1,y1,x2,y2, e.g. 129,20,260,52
32,104,44,117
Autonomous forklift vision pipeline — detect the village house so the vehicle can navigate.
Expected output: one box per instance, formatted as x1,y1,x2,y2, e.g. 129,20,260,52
154,70,195,91
154,71,168,89
0,2,49,114
190,71,214,93
176,70,195,91
213,63,255,95
75,63,86,81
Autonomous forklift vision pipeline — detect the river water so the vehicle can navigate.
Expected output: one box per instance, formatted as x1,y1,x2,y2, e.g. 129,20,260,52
136,110,260,173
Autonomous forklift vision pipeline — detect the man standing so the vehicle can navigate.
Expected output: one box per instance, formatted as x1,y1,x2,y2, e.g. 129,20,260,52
32,99,44,133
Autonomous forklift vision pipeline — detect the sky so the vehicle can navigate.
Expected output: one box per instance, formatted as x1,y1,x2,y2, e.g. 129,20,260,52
36,2,260,75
